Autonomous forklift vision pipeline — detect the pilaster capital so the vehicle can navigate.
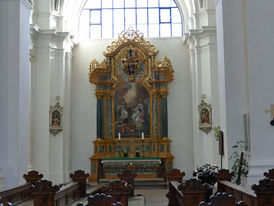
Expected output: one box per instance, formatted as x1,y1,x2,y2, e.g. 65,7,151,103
188,26,216,39
30,24,72,50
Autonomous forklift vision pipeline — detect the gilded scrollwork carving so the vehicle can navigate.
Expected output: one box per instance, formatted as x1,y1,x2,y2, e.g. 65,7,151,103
89,59,113,86
150,56,174,84
103,27,159,57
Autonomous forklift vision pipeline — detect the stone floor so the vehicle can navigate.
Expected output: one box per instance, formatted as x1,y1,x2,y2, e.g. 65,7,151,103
135,188,168,206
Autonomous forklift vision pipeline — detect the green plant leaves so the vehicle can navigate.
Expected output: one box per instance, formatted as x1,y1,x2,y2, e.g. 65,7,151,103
229,140,249,185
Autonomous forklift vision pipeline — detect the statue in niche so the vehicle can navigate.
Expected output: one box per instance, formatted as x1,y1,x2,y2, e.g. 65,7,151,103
115,83,149,138
52,110,61,126
49,102,63,136
198,96,212,134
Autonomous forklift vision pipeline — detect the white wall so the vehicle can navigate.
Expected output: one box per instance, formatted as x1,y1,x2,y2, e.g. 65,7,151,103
215,0,249,169
0,0,32,187
246,0,274,185
71,38,194,178
215,0,274,186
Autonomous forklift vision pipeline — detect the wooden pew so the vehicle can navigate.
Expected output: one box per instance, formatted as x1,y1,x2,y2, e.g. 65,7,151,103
199,192,248,206
166,178,211,206
101,180,133,206
263,168,274,180
32,170,89,206
214,169,257,206
0,170,43,205
76,193,122,206
0,200,13,206
251,178,274,206
70,170,89,197
0,197,13,206
165,169,185,188
118,170,136,196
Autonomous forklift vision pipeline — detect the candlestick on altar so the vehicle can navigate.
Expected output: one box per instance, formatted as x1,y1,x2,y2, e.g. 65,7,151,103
141,132,144,140
118,133,121,140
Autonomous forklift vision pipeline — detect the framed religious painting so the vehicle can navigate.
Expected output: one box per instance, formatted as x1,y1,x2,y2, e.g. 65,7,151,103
198,98,212,134
49,102,63,136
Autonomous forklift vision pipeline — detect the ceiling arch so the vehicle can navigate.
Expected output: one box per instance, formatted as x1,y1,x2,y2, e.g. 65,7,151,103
61,0,199,39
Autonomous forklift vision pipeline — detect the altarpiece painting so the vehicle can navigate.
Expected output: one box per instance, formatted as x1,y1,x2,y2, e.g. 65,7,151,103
88,28,175,181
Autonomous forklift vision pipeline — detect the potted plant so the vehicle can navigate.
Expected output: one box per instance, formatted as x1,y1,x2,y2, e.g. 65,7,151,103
229,140,249,185
213,126,221,141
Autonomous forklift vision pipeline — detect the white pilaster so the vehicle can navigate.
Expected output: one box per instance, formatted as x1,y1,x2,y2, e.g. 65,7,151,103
185,26,220,168
31,25,72,184
0,0,32,187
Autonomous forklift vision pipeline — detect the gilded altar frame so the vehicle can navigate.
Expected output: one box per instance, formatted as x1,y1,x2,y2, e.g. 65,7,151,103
88,28,175,181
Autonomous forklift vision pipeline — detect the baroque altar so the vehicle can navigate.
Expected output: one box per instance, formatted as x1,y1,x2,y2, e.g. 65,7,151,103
88,28,174,182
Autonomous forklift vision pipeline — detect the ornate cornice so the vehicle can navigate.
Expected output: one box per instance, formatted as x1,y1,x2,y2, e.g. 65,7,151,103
188,26,216,39
151,88,169,98
95,89,112,99
89,59,114,87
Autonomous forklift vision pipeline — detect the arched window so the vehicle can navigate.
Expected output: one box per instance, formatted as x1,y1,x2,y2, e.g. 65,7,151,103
79,0,183,39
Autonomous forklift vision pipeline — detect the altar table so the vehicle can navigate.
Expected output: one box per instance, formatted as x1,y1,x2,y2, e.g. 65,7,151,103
101,157,161,179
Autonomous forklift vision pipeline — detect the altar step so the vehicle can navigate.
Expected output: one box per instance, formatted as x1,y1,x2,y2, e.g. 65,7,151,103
98,178,166,188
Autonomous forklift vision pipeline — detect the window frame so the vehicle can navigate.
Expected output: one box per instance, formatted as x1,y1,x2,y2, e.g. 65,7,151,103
79,0,183,39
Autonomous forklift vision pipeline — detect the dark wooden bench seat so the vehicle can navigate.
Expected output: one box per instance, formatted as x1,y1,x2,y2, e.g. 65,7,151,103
0,171,43,205
86,183,104,195
166,178,211,206
200,192,248,206
217,180,257,206
214,168,274,206
32,170,89,206
0,184,33,205
76,193,122,206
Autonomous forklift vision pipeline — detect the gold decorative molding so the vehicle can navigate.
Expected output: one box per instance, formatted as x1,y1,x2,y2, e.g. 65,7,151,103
151,88,169,98
103,27,159,57
95,89,112,99
265,104,274,119
150,56,174,84
89,59,113,86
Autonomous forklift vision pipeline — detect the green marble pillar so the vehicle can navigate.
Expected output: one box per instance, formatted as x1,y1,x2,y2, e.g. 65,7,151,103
106,99,112,138
161,98,168,137
97,99,104,138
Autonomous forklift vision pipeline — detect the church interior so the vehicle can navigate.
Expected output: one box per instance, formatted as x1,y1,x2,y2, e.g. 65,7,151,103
0,0,274,205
